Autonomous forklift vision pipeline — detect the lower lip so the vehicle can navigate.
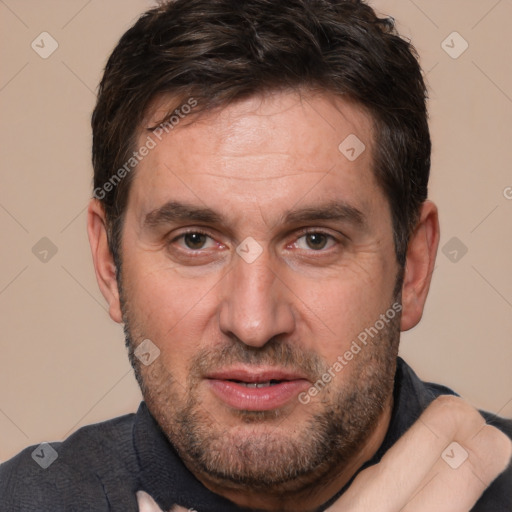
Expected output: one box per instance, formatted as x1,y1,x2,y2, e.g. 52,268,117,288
207,379,310,411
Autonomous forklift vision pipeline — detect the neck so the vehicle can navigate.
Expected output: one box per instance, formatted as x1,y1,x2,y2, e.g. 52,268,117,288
197,396,393,512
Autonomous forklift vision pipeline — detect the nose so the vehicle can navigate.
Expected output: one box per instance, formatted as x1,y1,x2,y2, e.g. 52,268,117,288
218,249,295,348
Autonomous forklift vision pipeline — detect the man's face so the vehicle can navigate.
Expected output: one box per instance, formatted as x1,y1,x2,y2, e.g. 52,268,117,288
118,91,401,495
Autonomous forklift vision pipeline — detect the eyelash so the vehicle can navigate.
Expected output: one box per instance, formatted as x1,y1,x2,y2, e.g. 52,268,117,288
294,228,339,246
169,228,340,253
170,229,220,252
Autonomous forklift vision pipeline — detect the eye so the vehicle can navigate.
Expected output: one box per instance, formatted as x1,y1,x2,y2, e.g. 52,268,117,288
173,231,217,251
294,231,337,251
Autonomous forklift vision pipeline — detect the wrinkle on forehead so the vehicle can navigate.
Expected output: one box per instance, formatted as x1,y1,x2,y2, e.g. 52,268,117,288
191,169,329,181
129,90,379,231
142,89,373,154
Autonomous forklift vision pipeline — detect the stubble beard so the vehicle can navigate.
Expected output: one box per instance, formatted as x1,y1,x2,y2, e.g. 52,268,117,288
121,288,400,496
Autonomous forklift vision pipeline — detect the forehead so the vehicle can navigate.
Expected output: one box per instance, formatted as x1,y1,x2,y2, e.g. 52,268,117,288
130,90,381,224
144,90,373,162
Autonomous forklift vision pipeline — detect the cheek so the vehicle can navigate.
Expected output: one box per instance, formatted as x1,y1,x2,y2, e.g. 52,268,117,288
125,251,213,316
123,258,221,362
292,267,393,357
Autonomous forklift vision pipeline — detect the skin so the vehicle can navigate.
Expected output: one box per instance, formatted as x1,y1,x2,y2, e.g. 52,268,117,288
137,396,512,512
331,395,512,512
88,90,440,511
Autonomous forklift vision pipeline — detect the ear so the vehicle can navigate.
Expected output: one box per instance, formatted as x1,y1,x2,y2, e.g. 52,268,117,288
87,198,123,323
400,200,440,332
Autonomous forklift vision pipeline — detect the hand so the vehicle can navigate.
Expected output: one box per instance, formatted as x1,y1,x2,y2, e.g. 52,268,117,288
137,396,511,512
326,395,512,512
136,491,191,511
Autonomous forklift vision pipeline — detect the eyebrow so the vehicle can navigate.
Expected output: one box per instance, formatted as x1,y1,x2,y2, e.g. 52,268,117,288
143,199,366,230
281,201,366,227
144,201,225,228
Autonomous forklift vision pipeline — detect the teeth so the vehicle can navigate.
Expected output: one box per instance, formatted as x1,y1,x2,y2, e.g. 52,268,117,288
239,380,278,388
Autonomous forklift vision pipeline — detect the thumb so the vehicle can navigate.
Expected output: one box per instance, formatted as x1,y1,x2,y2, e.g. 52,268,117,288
136,491,165,512
136,490,191,512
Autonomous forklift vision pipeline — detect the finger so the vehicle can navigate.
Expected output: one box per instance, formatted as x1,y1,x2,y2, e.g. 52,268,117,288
365,396,493,509
326,396,493,512
402,425,512,512
327,420,442,511
136,490,192,512
136,490,166,512
469,422,512,483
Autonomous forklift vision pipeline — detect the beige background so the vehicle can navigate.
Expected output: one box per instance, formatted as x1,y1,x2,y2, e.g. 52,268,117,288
1,0,511,462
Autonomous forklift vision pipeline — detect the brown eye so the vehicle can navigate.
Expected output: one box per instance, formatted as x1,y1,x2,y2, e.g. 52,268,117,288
305,233,328,250
168,229,226,266
183,232,210,250
294,232,336,251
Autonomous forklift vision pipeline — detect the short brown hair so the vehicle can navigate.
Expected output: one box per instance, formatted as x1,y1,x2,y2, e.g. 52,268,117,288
92,0,430,266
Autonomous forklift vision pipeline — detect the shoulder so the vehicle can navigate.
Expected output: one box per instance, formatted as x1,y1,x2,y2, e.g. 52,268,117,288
0,413,139,511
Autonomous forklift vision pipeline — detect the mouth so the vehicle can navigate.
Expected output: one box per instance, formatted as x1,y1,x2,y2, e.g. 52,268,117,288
232,380,282,388
205,367,311,411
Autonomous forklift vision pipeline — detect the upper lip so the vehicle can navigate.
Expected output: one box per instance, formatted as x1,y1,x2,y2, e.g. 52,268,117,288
205,367,309,383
